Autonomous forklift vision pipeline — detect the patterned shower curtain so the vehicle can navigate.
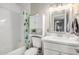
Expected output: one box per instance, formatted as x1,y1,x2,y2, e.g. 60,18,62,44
23,11,31,49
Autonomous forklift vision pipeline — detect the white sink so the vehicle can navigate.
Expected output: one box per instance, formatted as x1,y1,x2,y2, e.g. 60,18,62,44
42,33,79,46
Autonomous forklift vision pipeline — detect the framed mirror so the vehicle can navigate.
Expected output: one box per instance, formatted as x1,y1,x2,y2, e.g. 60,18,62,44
53,10,65,32
54,16,64,32
48,7,72,33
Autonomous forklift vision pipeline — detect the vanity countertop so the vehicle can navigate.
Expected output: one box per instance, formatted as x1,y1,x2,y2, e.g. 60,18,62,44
42,34,79,47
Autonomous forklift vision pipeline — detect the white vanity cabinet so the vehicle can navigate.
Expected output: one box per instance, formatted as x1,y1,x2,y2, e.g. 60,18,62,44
42,36,79,55
44,49,60,55
43,41,62,55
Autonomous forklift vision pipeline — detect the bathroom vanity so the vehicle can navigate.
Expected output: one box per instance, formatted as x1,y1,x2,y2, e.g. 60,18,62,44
42,33,79,55
42,5,79,55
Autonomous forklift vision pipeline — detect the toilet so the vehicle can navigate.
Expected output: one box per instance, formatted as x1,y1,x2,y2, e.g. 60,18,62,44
24,36,42,55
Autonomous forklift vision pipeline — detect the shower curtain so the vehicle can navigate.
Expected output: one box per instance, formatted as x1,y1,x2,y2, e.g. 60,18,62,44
23,11,31,49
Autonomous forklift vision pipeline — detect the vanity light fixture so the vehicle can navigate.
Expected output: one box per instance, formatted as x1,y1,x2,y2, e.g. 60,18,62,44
49,4,72,12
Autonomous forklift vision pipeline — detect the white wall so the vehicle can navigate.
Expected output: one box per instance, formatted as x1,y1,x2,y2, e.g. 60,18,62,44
11,12,22,50
31,3,50,15
0,8,13,54
0,3,31,54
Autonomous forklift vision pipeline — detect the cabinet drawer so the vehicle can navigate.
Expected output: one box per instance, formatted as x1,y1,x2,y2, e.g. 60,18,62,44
60,45,79,55
44,49,59,55
60,53,70,55
43,41,79,55
43,41,61,51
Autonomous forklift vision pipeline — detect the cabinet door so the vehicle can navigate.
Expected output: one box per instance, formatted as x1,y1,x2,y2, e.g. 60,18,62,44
44,49,60,55
43,41,61,51
60,53,71,55
60,45,79,55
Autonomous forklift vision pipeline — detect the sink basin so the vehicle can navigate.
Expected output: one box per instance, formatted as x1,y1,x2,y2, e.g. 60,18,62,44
49,33,78,40
42,33,79,46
